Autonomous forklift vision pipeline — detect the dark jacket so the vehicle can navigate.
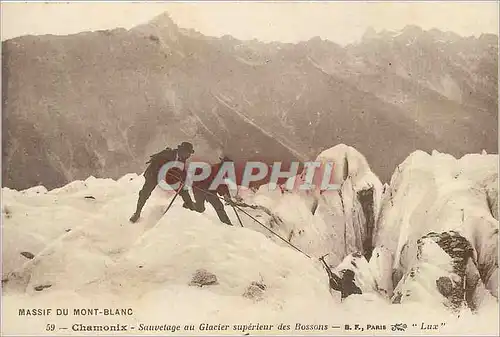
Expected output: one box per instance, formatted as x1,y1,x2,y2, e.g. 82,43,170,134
144,148,185,184
340,271,362,300
192,161,231,196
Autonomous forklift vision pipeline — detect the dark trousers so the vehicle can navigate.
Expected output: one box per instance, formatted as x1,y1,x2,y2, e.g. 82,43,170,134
133,175,193,218
192,187,232,226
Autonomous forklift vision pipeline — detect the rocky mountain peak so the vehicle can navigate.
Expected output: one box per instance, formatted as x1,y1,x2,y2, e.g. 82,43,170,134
2,21,497,190
131,11,180,41
361,27,378,41
401,24,424,35
147,11,177,29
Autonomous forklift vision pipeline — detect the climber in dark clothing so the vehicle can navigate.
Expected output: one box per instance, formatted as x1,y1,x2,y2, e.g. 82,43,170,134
340,269,362,301
191,186,232,226
190,156,233,226
319,255,362,300
129,142,195,223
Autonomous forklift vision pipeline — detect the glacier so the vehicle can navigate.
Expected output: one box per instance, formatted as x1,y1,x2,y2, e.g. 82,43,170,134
1,145,498,335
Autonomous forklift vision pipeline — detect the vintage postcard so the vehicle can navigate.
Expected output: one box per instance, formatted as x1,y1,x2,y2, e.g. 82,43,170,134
1,1,498,336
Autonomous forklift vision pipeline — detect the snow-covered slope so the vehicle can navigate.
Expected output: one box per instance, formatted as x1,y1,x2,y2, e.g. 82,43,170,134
1,146,498,335
1,174,333,335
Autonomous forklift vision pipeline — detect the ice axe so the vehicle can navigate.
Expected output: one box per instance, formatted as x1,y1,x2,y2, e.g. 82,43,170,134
318,253,330,273
162,182,185,215
318,253,332,275
318,253,342,291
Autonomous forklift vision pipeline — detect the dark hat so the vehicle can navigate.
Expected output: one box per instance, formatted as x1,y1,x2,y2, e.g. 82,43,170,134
178,141,195,154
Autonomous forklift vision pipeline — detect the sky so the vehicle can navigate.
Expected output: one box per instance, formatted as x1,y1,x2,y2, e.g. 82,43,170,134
1,1,498,45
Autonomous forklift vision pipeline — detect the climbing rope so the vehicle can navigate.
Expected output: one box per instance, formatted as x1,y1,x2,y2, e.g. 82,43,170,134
230,201,312,258
231,204,244,227
162,170,312,259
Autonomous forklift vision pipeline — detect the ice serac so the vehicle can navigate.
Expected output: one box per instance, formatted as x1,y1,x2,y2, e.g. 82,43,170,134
374,150,499,310
313,144,383,263
236,144,383,269
334,248,393,299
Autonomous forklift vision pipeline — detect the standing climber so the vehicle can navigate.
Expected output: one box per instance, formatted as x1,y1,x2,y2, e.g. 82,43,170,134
129,142,195,223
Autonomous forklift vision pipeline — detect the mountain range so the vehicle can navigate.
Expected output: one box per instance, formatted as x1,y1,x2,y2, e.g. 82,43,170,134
2,13,498,190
